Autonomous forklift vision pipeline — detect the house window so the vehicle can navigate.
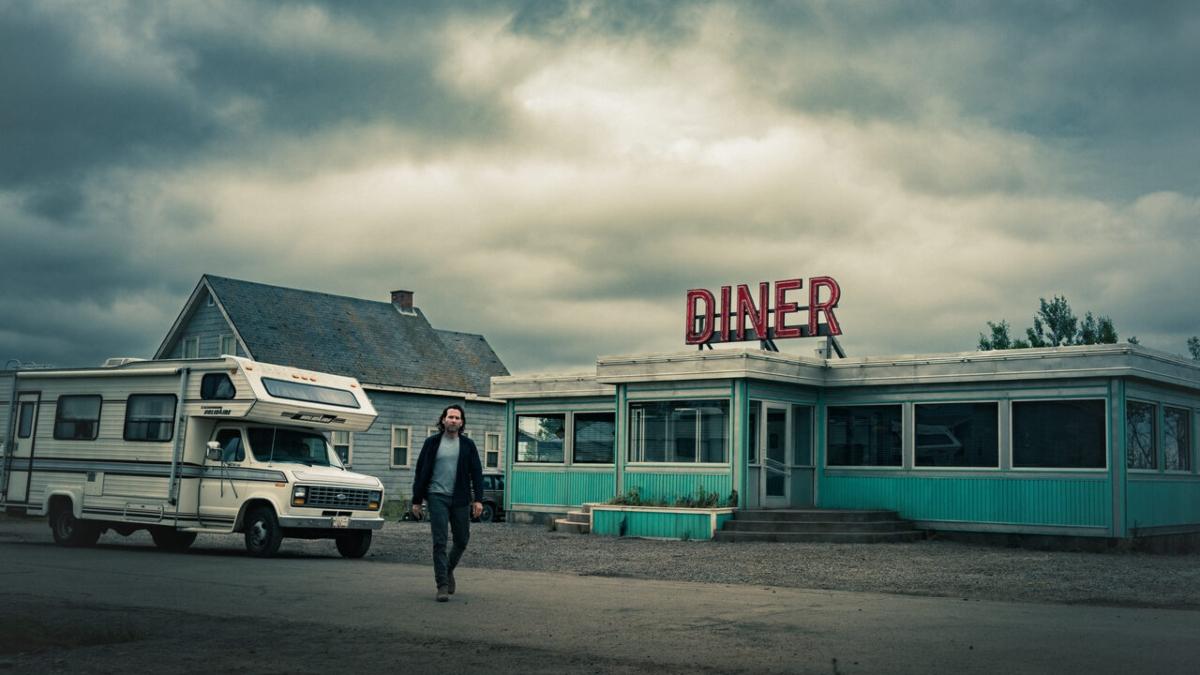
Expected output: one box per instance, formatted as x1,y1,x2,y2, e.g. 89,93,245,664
573,412,615,464
826,405,902,467
1012,399,1106,469
220,335,236,356
628,399,729,464
206,293,215,307
331,431,353,466
124,395,177,442
391,426,411,467
516,414,565,463
485,432,501,468
54,395,102,440
1126,400,1157,470
427,426,440,439
1164,407,1191,472
914,402,999,468
182,337,200,359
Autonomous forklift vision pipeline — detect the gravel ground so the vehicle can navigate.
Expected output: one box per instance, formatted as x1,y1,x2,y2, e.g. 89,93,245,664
5,516,1199,610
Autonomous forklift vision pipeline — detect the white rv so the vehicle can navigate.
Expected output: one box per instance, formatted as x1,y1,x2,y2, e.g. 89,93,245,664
0,356,384,558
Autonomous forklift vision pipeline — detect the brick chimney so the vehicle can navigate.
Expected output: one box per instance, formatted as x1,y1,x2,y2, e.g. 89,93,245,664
391,289,414,312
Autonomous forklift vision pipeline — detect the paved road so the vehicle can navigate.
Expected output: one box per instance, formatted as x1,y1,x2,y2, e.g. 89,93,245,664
1,536,1197,674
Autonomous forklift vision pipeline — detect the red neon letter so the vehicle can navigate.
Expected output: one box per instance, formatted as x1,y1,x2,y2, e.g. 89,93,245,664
773,278,802,339
684,289,716,345
719,286,731,342
736,283,769,340
808,276,842,336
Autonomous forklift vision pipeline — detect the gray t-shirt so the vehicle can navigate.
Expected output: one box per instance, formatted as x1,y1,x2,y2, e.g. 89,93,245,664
428,435,460,496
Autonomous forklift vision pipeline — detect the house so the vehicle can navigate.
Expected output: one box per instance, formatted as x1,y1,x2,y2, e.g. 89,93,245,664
155,275,509,504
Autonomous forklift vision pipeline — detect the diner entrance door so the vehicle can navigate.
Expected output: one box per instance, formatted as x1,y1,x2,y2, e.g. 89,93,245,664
761,403,790,508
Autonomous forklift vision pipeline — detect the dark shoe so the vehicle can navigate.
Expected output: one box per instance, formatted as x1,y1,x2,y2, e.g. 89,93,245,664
436,586,449,602
447,570,456,595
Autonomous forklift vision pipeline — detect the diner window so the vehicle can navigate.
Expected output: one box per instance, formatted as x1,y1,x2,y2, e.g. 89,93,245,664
827,405,902,467
1164,407,1192,472
792,405,813,466
573,412,615,464
331,431,353,466
124,394,177,442
201,373,237,400
516,414,566,463
915,402,998,468
54,395,102,440
1012,400,1106,469
1126,401,1157,470
628,399,729,464
484,432,501,468
391,426,411,467
183,337,199,359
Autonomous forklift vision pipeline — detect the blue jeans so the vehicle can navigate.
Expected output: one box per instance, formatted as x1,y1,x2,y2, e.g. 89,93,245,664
427,493,470,588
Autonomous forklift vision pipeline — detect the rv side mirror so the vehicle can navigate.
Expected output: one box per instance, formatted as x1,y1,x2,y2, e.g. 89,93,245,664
206,441,222,461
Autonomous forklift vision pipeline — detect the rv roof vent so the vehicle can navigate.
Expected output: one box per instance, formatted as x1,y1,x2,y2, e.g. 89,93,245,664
103,357,146,367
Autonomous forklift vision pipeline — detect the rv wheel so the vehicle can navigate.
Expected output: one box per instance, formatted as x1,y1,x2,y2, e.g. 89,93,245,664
151,527,198,552
49,502,101,547
244,506,283,557
335,530,372,558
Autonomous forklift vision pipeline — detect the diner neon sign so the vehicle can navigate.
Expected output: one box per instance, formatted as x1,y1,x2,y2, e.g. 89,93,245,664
685,276,842,346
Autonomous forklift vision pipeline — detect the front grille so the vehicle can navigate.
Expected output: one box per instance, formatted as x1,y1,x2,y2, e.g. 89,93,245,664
305,486,372,510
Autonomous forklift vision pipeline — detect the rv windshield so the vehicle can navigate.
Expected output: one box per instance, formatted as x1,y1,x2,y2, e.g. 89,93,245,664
247,427,339,467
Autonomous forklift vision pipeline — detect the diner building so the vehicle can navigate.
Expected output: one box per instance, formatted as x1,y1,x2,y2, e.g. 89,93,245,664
492,343,1200,541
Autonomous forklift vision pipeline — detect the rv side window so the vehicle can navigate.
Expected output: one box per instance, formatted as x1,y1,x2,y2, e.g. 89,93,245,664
214,429,245,462
261,377,360,409
201,373,237,400
54,395,102,441
124,395,177,442
17,403,35,439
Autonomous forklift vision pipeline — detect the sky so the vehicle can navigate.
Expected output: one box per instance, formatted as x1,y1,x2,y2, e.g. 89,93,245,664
2,0,1198,374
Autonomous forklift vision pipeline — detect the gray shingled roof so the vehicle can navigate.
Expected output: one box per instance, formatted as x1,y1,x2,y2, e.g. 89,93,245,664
203,275,505,395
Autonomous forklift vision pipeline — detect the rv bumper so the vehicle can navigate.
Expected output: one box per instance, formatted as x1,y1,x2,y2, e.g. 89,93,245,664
278,515,385,530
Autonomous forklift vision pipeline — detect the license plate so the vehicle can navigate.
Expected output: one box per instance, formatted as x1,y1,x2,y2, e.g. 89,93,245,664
332,515,350,528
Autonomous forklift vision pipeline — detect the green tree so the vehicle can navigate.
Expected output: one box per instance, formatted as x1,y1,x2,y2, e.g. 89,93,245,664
1188,336,1200,360
978,296,1120,351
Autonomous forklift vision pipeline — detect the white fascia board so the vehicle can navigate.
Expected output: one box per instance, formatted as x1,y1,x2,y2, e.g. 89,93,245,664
361,382,505,404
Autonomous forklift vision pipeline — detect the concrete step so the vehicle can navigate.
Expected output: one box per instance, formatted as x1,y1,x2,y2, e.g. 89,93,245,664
713,530,926,544
732,509,902,522
564,511,590,524
722,519,912,533
555,519,590,534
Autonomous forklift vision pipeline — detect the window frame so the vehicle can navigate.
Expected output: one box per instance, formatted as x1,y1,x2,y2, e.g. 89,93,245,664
390,425,412,468
331,430,353,467
200,373,237,400
626,398,730,466
572,411,616,465
1162,405,1192,474
515,413,568,465
17,402,35,439
1125,399,1158,472
123,394,178,442
261,377,361,409
484,431,502,469
220,334,236,356
1010,398,1108,472
824,403,904,469
912,401,1001,470
182,337,200,359
53,395,102,441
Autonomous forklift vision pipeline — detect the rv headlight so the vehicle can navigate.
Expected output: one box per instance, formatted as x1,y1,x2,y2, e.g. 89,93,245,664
292,486,307,506
369,490,382,510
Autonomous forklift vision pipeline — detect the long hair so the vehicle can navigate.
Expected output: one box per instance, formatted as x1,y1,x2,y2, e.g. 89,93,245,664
437,404,466,433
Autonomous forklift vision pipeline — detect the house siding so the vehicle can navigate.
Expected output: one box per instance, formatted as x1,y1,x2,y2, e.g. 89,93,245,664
344,389,505,504
164,290,244,359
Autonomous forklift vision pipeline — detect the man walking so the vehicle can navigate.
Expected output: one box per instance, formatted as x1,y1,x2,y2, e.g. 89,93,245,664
411,404,484,602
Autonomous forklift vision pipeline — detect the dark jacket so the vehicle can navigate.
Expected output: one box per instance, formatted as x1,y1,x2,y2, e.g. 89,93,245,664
411,432,484,507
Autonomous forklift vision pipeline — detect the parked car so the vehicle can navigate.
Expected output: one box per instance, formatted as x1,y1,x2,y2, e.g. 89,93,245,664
477,472,505,522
